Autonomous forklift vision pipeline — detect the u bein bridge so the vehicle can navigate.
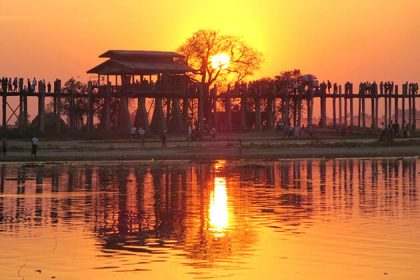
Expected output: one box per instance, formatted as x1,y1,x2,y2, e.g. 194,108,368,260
1,50,419,135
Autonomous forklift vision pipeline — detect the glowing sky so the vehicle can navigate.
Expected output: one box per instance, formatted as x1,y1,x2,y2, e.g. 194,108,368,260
0,0,418,83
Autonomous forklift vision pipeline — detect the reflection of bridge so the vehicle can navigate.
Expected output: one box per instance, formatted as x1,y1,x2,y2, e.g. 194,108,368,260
0,159,418,264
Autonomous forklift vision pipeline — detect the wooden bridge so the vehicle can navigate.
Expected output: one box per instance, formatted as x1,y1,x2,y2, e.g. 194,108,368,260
1,79,418,135
0,50,418,135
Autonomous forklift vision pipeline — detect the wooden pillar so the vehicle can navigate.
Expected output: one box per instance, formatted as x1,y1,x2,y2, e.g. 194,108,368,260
2,89,6,128
357,84,361,128
293,98,297,127
211,84,217,127
182,97,189,127
23,91,28,128
307,88,313,128
55,79,62,134
39,81,45,134
362,88,366,128
375,90,379,129
297,87,302,128
338,85,342,127
255,84,262,130
53,83,57,115
166,97,171,124
413,86,417,130
151,97,165,133
408,85,412,125
119,76,131,131
350,91,354,128
371,92,375,128
240,83,247,130
388,88,392,125
284,88,290,125
267,84,275,129
402,84,406,126
105,82,111,131
344,86,348,128
69,81,75,129
18,89,24,131
332,88,337,128
320,88,327,128
395,85,399,124
198,83,204,130
169,97,183,133
384,88,388,127
135,97,150,133
87,81,94,131
182,80,189,127
226,85,232,132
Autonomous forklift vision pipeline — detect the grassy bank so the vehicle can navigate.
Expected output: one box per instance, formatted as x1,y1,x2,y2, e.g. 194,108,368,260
0,137,419,162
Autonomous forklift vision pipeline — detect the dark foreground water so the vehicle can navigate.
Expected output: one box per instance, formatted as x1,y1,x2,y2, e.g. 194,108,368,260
0,159,419,280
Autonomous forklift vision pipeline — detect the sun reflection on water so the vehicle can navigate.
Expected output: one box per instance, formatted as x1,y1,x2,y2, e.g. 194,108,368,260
209,177,229,237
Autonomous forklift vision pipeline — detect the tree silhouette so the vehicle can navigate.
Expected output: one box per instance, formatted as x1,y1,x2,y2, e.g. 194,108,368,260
178,30,263,122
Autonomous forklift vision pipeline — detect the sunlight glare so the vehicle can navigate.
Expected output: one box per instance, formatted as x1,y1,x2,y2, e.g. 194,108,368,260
209,177,229,236
211,53,230,70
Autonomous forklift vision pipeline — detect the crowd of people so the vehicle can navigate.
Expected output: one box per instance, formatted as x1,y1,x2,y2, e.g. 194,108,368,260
128,122,218,148
1,77,54,93
316,80,419,96
380,120,415,140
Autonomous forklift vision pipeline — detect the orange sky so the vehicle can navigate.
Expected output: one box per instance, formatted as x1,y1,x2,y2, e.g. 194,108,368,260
0,0,418,84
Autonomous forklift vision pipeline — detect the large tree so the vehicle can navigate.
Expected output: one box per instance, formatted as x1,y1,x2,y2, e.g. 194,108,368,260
177,30,263,123
46,78,90,129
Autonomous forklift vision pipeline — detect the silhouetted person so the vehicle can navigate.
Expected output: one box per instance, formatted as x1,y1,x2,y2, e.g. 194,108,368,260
27,79,32,93
160,130,167,147
130,126,136,139
320,82,327,94
388,120,393,137
32,78,37,92
31,136,39,157
333,83,338,94
402,121,407,138
13,78,18,92
187,124,193,141
47,82,51,93
1,137,7,156
210,127,217,140
380,122,386,140
394,122,400,138
406,122,411,138
138,127,145,147
1,77,7,93
8,78,12,92
327,80,332,94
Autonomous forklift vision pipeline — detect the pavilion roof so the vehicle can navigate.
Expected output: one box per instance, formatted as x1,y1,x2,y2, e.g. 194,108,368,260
87,59,193,75
99,50,185,59
87,50,193,75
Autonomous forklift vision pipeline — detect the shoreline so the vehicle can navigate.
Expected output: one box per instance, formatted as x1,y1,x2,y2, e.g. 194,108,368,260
0,138,419,162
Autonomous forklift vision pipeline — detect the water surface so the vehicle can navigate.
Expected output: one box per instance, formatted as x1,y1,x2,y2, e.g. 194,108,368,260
0,159,419,279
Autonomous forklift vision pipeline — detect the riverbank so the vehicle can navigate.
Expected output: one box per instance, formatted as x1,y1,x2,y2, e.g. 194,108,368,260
1,136,420,162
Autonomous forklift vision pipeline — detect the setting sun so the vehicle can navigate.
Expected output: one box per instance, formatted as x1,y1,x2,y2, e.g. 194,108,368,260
211,53,230,70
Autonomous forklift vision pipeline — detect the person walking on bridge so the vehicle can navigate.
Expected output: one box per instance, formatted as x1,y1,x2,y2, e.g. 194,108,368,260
32,78,37,92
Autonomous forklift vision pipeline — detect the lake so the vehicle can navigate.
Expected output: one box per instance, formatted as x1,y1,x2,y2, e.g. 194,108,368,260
0,159,419,280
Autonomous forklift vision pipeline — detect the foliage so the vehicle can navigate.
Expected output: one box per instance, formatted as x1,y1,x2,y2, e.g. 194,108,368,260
177,30,263,88
273,70,304,124
46,78,88,129
275,69,302,92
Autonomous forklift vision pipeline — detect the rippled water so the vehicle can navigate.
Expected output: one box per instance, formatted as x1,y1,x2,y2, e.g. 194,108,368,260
0,159,419,280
